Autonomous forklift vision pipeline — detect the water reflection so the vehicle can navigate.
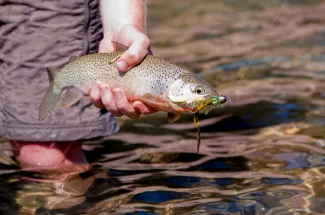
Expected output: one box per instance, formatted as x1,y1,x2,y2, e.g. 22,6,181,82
1,160,325,214
0,169,133,214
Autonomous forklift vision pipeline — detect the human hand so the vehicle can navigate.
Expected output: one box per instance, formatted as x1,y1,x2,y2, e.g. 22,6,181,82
90,82,155,119
90,25,155,119
99,24,151,72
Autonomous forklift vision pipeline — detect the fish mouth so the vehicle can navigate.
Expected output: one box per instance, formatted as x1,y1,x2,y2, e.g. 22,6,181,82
196,95,229,113
172,95,229,114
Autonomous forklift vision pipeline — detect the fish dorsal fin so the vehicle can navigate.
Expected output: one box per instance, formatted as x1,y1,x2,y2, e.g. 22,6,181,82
45,67,59,83
61,88,84,107
111,41,128,52
167,112,181,123
69,56,78,62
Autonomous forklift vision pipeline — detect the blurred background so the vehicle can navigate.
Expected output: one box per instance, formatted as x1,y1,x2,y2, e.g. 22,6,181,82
1,0,325,214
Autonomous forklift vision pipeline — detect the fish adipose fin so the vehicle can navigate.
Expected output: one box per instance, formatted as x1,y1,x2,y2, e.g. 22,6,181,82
167,112,181,122
108,41,129,64
62,88,84,107
111,41,128,52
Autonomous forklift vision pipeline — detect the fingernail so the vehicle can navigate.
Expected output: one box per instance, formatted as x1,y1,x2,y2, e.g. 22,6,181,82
113,89,122,99
117,61,127,71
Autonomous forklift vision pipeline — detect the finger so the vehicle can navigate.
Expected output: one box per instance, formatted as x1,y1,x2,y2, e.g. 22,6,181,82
100,84,122,117
132,101,156,115
112,88,140,119
117,38,150,72
90,82,104,108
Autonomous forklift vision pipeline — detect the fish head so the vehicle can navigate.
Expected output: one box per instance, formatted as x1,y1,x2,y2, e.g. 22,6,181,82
167,73,228,113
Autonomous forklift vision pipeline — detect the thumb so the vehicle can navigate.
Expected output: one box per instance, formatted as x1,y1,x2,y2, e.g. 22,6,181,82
116,38,150,72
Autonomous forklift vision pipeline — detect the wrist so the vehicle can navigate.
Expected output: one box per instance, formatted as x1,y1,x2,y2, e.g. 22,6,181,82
103,24,146,41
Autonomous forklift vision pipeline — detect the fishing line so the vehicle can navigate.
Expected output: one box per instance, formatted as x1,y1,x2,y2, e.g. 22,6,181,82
240,0,288,80
193,1,287,153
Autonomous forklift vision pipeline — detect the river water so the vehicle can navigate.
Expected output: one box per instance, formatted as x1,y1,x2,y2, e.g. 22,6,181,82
1,0,325,214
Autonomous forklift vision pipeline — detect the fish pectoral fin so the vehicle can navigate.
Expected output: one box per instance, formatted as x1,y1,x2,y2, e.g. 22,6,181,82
167,112,181,123
61,88,84,107
111,41,129,52
45,67,60,83
69,56,78,62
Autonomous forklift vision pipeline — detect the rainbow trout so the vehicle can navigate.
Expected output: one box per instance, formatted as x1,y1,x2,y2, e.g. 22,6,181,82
38,42,228,152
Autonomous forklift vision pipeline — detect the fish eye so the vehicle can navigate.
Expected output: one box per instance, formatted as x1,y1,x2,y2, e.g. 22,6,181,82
193,85,204,94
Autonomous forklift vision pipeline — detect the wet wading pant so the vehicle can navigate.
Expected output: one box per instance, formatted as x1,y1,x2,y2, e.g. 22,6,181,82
0,0,119,141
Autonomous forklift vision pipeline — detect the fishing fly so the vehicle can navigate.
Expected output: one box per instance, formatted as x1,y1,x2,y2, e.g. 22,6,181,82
193,95,229,153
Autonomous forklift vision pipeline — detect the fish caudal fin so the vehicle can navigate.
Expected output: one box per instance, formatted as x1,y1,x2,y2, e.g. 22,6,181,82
38,83,61,121
45,67,59,83
61,88,83,107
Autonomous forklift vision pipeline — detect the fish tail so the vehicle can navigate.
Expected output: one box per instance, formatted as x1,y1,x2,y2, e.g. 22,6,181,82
38,83,61,121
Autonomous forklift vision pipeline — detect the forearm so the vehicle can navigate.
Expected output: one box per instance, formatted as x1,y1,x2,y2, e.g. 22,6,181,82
100,0,147,38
